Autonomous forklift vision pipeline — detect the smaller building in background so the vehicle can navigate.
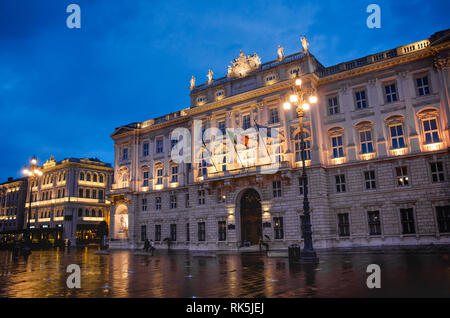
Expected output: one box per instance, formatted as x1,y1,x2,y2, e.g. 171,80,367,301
0,177,28,233
24,156,113,246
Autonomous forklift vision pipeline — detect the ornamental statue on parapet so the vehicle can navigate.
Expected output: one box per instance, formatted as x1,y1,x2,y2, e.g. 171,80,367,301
277,45,284,60
227,50,261,78
207,69,213,84
300,35,309,54
189,75,196,90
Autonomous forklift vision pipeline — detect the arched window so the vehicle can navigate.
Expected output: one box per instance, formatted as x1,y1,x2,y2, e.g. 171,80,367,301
294,132,311,162
385,115,406,149
99,174,104,183
86,173,91,182
80,172,85,181
418,108,441,144
92,209,96,217
355,121,375,154
93,174,98,182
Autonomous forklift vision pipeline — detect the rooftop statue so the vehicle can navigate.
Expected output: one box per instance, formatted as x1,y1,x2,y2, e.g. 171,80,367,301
190,75,196,90
300,35,309,53
207,69,213,84
277,45,284,60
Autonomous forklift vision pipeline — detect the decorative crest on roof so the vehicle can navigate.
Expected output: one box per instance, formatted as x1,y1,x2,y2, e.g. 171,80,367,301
227,50,261,78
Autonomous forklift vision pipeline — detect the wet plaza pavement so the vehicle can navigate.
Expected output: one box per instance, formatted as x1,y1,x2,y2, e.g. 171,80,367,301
0,247,449,298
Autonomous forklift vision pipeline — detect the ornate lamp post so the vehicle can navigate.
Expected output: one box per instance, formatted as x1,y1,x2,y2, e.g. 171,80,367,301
283,71,319,263
22,156,42,232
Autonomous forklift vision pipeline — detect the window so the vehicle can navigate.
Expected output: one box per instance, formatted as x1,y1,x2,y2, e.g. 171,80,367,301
155,197,161,210
400,208,415,234
85,189,90,198
217,188,226,203
298,177,305,195
242,115,251,130
98,190,104,200
218,221,226,241
199,157,207,177
218,120,226,136
78,208,82,217
170,224,177,241
198,222,206,241
273,217,284,239
186,223,190,242
294,132,311,162
327,96,339,115
93,174,98,182
185,193,190,208
80,172,85,181
272,181,282,198
122,148,128,160
79,189,83,198
171,165,178,183
170,194,177,209
416,75,430,96
390,124,406,149
143,171,149,187
143,142,149,156
422,118,440,144
266,75,276,82
335,174,346,192
396,166,409,186
198,189,205,205
430,162,445,182
92,190,97,199
155,225,161,241
156,139,163,153
367,211,381,235
221,155,227,172
355,90,367,109
331,135,344,158
384,83,398,103
86,173,91,182
216,90,224,98
436,206,450,233
142,198,147,211
359,130,374,154
337,213,350,237
269,108,279,124
364,170,376,190
171,139,178,150
140,225,147,242
156,167,163,185
99,174,104,183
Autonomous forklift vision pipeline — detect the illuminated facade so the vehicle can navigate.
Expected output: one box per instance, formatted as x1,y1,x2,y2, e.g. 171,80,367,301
0,177,28,232
24,157,113,245
110,29,450,250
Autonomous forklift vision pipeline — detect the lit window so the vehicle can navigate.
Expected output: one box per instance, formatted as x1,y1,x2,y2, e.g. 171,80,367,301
396,166,409,186
416,75,430,96
273,217,284,239
422,118,440,144
367,211,381,235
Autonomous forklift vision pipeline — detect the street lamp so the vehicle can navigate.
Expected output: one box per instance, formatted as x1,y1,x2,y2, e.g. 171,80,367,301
283,71,319,264
23,156,42,233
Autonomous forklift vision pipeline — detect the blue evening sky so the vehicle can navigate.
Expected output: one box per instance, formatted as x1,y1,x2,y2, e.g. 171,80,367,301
0,0,448,180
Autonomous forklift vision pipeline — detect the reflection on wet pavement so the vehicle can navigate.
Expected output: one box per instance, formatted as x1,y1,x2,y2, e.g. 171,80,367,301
0,248,449,298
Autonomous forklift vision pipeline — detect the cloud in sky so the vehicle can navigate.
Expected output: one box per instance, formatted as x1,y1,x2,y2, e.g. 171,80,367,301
0,0,449,180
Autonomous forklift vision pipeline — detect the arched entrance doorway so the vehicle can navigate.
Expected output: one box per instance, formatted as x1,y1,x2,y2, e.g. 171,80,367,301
240,189,262,246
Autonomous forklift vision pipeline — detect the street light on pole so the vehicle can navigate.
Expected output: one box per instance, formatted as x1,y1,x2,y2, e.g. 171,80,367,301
23,156,42,236
283,71,319,264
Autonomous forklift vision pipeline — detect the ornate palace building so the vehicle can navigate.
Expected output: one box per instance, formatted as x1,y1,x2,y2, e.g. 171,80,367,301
109,29,450,250
24,157,113,245
0,177,28,233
